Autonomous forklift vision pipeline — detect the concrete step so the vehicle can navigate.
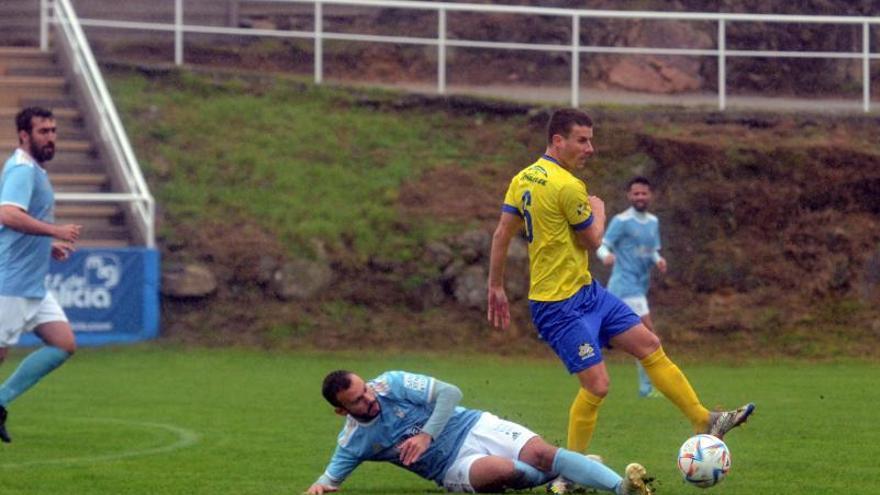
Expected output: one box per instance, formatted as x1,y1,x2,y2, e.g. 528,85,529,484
0,106,79,120
55,203,130,247
0,76,67,107
0,138,93,154
0,107,86,139
54,214,124,230
43,157,106,174
55,204,123,220
77,239,131,248
17,98,78,112
76,225,132,241
0,49,55,68
0,47,51,60
50,173,109,193
0,124,88,140
4,66,64,77
77,238,131,248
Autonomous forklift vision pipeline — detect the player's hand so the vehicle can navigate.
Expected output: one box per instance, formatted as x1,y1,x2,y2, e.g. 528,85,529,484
588,195,606,220
398,432,432,466
305,483,338,494
656,257,667,274
53,223,82,243
602,253,615,266
487,285,510,329
51,241,75,261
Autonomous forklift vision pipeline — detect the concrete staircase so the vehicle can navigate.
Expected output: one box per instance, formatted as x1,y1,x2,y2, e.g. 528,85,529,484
0,46,131,247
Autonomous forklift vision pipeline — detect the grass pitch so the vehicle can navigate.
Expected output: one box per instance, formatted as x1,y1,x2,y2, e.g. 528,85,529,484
1,346,876,494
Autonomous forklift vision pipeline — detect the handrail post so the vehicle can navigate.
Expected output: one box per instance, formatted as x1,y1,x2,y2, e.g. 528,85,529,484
863,22,871,113
40,0,51,51
571,14,580,108
174,0,183,65
718,18,726,111
438,7,446,94
315,1,323,84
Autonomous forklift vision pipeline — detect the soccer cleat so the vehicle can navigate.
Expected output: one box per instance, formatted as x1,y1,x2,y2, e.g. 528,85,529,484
0,405,10,443
547,476,574,494
639,389,662,399
618,463,654,495
707,402,756,439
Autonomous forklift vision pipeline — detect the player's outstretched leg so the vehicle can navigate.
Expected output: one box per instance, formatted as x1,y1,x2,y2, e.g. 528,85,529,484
548,449,652,495
706,403,756,439
638,346,711,430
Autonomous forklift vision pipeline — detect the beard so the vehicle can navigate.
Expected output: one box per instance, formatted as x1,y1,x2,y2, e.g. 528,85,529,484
30,141,55,163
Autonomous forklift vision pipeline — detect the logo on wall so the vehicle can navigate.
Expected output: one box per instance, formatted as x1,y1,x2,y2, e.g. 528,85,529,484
46,254,122,309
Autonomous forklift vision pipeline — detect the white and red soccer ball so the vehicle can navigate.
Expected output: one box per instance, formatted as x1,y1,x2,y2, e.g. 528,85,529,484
677,434,731,488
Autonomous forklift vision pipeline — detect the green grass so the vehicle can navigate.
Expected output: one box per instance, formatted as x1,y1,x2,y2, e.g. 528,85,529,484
109,71,532,259
1,346,877,494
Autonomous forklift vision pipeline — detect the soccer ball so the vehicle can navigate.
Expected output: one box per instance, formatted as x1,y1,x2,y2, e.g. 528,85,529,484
677,434,731,488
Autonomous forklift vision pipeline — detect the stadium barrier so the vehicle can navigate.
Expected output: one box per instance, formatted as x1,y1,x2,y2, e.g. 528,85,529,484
17,247,160,347
40,0,880,112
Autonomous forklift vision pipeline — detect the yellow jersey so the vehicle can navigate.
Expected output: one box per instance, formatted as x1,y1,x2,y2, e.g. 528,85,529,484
502,155,593,301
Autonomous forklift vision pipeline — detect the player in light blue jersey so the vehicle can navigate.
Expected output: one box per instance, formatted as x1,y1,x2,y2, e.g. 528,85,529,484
306,370,653,494
597,177,667,398
0,107,82,443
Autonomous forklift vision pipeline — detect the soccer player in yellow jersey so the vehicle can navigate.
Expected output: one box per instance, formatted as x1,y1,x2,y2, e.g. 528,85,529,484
487,109,754,493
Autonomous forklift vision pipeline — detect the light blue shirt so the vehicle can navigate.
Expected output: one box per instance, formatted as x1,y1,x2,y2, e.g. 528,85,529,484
320,371,482,487
0,149,54,298
602,207,661,298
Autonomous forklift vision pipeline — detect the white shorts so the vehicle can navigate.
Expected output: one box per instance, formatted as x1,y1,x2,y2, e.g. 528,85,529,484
442,412,539,493
0,293,68,347
621,295,650,318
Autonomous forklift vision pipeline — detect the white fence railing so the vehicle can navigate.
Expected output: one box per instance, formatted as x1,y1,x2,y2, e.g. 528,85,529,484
42,1,880,112
48,0,155,247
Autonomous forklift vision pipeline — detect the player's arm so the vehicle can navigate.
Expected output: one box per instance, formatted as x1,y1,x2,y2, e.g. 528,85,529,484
652,221,667,273
0,205,81,242
398,376,463,466
560,182,605,251
306,474,341,494
306,447,360,494
487,211,522,330
596,216,620,266
0,166,81,242
573,196,606,251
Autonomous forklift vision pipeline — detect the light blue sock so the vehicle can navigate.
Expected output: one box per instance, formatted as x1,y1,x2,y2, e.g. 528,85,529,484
509,460,554,489
552,449,622,493
0,346,70,406
636,360,654,396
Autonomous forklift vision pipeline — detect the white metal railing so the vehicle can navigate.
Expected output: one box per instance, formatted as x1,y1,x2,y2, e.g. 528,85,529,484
46,0,155,247
41,1,880,113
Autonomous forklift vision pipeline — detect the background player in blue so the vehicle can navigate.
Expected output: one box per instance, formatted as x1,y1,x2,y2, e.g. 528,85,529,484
597,177,667,398
0,107,82,443
305,370,653,494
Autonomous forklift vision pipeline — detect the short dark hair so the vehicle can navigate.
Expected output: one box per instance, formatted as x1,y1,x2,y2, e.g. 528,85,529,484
322,370,353,408
547,108,593,144
627,176,652,190
16,107,54,135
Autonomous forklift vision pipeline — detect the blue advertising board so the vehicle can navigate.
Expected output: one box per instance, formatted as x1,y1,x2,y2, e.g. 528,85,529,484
17,248,160,347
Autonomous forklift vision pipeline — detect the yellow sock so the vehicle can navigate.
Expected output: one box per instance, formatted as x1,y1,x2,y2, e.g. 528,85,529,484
640,347,711,432
567,388,603,453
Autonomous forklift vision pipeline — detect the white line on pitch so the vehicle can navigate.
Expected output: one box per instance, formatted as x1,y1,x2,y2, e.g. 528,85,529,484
0,417,200,468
